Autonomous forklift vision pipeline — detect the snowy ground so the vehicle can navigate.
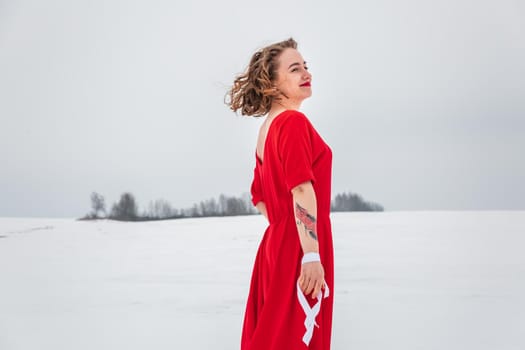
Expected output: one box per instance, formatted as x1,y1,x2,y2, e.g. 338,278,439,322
0,211,524,350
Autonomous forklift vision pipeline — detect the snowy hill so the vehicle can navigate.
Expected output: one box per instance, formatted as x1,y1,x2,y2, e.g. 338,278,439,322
1,211,524,349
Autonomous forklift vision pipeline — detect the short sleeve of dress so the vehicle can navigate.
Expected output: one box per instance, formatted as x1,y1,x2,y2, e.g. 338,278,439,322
250,156,264,206
278,112,316,192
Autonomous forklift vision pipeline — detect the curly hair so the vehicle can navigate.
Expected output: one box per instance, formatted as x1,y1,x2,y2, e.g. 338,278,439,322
226,38,298,117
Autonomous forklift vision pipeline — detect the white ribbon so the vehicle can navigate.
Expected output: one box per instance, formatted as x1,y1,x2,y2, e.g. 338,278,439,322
296,281,330,346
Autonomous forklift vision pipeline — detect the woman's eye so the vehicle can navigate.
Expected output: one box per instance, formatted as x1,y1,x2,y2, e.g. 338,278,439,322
291,66,308,73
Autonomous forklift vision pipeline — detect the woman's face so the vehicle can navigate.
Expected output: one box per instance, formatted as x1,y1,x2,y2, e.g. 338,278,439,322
273,48,312,104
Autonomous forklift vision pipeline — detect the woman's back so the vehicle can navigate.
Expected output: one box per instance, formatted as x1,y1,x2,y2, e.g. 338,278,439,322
253,110,333,223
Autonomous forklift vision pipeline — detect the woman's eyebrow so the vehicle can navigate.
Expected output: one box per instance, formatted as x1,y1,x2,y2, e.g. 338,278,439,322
288,61,307,69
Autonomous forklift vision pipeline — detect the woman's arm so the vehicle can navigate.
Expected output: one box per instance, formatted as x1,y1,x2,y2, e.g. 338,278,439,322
292,181,325,298
255,201,268,221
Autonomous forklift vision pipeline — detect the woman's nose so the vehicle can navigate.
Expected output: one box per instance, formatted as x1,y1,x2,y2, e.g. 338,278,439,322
304,70,312,80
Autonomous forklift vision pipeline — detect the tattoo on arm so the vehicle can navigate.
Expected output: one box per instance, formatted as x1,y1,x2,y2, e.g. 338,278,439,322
295,203,318,241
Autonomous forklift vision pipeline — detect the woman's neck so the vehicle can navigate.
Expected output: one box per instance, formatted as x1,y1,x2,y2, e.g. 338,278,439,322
268,100,302,119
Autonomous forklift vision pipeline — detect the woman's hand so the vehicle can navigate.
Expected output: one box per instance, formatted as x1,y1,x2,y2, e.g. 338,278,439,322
298,260,325,299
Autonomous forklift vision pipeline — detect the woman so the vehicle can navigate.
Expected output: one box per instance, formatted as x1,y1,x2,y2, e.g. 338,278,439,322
227,38,334,350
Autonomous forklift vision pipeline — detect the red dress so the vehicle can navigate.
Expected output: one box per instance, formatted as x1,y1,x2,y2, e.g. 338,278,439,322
241,110,334,350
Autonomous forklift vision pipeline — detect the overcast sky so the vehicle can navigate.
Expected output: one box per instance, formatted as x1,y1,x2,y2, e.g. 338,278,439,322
1,0,524,218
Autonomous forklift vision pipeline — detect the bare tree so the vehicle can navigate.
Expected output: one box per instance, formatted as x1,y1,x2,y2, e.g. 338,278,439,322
147,199,174,219
90,192,106,218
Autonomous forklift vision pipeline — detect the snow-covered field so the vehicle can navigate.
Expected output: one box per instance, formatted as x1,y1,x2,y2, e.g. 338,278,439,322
0,211,524,350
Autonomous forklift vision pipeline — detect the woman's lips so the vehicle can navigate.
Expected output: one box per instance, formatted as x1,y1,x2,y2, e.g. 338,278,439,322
300,82,311,87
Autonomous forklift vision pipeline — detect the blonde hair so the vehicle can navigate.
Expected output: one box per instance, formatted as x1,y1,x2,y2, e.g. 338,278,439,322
226,38,297,117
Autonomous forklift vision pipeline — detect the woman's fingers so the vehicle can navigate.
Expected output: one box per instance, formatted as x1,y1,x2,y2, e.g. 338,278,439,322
299,273,308,293
311,280,323,298
299,273,315,294
304,277,315,295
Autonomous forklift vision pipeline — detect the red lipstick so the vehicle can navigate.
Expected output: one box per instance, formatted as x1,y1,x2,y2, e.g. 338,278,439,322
300,82,311,87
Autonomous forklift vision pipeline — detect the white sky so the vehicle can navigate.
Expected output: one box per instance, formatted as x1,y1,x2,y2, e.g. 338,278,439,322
1,0,524,217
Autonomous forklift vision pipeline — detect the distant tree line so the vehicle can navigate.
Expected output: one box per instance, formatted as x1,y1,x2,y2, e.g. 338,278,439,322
331,192,384,212
80,190,382,222
80,191,256,221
